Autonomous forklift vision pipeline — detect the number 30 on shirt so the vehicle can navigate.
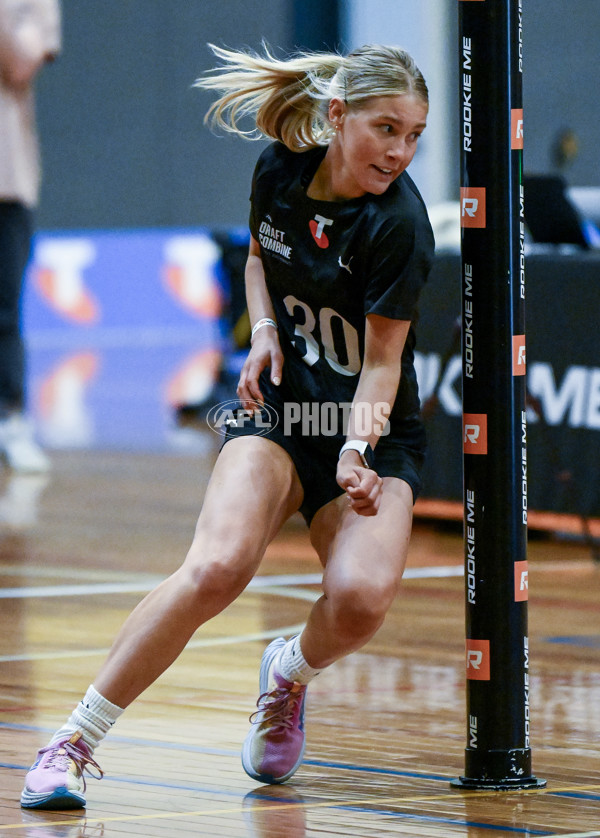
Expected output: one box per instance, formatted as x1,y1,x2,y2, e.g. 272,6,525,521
283,294,361,377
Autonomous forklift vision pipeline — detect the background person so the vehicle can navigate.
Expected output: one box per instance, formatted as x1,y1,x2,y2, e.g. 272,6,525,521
0,0,60,472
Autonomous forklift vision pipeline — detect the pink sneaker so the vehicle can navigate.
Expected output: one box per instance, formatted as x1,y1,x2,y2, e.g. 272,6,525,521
242,637,307,784
20,732,103,810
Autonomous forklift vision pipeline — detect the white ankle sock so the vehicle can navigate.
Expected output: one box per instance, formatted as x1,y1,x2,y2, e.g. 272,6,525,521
50,685,124,752
277,635,322,685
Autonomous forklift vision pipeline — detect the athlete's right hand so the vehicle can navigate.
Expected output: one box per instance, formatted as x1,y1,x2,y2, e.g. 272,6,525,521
237,330,283,408
337,454,383,516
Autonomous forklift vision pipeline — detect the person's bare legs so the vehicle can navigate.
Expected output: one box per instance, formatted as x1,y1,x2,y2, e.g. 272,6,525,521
93,437,303,708
301,477,413,668
240,476,414,784
21,436,304,809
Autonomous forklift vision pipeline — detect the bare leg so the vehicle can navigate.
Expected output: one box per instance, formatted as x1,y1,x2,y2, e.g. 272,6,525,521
301,477,413,669
93,437,303,708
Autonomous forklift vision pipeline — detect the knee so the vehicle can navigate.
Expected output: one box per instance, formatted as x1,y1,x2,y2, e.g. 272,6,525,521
326,574,398,636
182,539,258,610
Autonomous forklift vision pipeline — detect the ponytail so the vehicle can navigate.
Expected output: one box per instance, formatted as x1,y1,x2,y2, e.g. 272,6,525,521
195,44,343,150
195,43,428,152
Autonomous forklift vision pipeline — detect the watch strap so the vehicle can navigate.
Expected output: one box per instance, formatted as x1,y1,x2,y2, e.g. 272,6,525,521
338,440,374,469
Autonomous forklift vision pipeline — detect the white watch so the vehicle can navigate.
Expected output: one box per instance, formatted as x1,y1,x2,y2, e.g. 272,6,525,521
338,440,374,469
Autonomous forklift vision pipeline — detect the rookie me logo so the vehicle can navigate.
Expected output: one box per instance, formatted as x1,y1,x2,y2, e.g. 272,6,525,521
513,335,526,376
515,560,529,602
512,108,524,150
466,639,490,681
460,187,486,228
463,413,488,454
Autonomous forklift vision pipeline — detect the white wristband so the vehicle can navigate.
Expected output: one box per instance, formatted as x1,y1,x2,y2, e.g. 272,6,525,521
251,318,277,340
339,439,374,469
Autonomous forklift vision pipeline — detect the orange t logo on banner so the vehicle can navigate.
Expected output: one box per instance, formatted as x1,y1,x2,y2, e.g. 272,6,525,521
460,188,486,228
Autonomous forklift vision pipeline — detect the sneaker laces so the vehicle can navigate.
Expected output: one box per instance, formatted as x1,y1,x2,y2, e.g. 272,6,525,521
250,684,304,731
39,736,104,790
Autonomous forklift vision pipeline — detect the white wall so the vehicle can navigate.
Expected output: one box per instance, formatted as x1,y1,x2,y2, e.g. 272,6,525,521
341,0,457,209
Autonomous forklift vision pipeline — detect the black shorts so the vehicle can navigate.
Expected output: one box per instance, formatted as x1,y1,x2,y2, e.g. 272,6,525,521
221,386,427,526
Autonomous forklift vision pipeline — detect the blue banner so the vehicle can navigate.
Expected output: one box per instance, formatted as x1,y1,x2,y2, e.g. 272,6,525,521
23,228,227,451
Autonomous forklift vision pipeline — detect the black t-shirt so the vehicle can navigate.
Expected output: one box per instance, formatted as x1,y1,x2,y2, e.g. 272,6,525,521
249,141,434,436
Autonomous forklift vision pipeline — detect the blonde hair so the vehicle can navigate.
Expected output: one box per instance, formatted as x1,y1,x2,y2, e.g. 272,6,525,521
195,43,428,152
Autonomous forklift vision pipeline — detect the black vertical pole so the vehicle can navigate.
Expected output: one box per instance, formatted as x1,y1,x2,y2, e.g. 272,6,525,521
451,0,545,790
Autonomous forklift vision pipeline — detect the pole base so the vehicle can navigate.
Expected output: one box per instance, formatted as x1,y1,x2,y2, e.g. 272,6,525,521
450,775,546,791
452,748,546,790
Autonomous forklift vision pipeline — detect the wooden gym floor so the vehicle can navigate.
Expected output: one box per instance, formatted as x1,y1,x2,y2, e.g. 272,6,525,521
0,437,599,837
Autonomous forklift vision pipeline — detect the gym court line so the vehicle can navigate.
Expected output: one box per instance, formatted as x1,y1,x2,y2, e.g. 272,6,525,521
0,560,592,601
2,781,600,834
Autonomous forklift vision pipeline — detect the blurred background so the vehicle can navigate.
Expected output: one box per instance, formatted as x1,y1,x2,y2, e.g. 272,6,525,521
13,0,600,519
33,0,600,229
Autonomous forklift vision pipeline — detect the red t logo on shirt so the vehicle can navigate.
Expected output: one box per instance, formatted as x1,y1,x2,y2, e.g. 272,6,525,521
309,214,333,248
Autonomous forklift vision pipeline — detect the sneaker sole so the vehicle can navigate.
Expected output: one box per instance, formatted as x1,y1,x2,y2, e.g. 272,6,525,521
20,785,86,810
241,637,306,784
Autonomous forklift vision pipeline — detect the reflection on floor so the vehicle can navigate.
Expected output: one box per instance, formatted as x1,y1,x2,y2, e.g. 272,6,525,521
28,335,230,455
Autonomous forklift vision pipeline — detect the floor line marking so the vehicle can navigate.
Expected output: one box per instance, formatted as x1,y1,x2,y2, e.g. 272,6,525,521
6,724,600,798
0,580,317,662
0,564,160,583
0,784,558,832
0,621,307,663
1,559,589,601
544,833,600,838
0,566,464,600
0,749,454,784
0,580,164,599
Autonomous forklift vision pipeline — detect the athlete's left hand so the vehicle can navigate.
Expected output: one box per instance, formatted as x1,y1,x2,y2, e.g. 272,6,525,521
336,457,383,516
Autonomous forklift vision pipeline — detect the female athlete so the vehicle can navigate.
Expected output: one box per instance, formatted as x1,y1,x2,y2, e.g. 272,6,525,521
21,42,434,808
